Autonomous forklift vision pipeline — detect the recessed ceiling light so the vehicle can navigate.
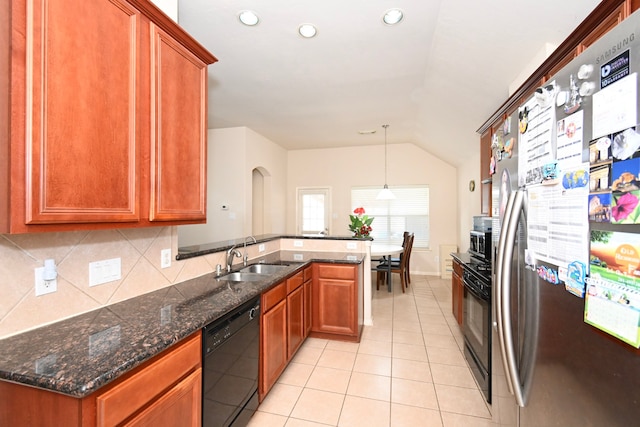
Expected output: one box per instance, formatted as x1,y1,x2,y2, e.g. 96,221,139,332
238,10,259,26
298,24,317,38
382,8,404,25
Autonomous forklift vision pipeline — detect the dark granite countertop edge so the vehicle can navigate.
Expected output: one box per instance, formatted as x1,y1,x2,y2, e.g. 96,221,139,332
0,251,364,398
176,233,373,260
451,252,472,264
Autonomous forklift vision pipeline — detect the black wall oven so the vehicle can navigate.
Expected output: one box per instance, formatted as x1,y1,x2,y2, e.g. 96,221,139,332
463,265,491,403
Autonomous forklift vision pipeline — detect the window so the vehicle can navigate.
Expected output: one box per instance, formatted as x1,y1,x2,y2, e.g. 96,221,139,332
297,188,331,235
351,185,429,248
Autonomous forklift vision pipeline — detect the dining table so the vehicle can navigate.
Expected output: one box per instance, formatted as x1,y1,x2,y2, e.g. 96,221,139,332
370,243,404,292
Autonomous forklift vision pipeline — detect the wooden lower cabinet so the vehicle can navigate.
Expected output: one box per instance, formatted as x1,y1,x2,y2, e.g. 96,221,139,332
125,369,201,427
259,291,287,401
259,271,307,401
0,332,202,427
452,259,464,326
311,263,359,341
287,285,305,359
303,266,313,337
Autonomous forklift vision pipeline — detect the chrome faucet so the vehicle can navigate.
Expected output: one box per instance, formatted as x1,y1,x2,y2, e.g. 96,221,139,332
226,245,242,272
243,235,257,266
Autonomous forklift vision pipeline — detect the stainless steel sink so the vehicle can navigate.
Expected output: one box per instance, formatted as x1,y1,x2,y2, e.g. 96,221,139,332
217,272,266,282
239,264,289,274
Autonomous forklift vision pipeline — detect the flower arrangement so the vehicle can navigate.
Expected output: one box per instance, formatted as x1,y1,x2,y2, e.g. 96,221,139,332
349,207,374,238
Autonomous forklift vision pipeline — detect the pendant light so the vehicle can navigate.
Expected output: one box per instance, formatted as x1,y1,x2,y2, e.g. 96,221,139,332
377,124,395,200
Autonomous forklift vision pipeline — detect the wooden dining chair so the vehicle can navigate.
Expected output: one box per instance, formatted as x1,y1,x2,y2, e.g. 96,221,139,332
380,232,414,287
375,234,414,292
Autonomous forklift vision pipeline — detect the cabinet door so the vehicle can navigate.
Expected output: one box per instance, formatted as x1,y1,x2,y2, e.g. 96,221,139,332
312,264,357,337
304,279,312,337
260,299,287,399
17,0,140,226
577,2,627,54
125,368,202,427
479,129,491,216
149,24,208,222
287,285,305,359
452,260,464,326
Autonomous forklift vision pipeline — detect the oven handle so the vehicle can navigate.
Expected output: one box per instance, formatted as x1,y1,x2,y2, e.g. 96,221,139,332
501,189,527,407
494,190,516,396
463,279,486,302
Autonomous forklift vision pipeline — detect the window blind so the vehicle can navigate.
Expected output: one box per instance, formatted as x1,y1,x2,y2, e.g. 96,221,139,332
351,185,429,248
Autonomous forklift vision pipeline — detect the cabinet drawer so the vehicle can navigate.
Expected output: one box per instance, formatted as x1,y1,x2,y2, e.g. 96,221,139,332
96,333,201,427
286,271,304,294
303,266,313,282
262,281,286,312
315,263,355,280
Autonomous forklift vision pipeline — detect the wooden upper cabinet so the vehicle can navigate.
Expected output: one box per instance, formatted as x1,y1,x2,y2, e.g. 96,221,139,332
479,129,492,216
578,2,629,53
2,0,216,233
19,0,140,226
149,24,208,222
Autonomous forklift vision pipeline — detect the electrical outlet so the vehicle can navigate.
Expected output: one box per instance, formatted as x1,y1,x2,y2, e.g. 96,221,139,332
161,249,171,269
258,244,265,252
35,267,57,296
346,242,357,250
293,253,304,261
293,240,303,247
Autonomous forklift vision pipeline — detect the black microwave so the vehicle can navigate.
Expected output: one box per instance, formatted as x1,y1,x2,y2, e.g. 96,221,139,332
469,230,491,261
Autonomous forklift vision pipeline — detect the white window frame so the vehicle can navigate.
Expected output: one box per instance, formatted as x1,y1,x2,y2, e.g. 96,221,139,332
296,187,331,235
351,185,430,248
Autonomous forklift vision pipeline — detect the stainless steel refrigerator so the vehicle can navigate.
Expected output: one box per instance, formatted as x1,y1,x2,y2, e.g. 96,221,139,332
492,9,640,427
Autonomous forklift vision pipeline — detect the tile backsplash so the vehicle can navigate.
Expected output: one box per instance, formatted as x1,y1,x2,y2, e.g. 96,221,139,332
0,231,363,339
0,227,224,339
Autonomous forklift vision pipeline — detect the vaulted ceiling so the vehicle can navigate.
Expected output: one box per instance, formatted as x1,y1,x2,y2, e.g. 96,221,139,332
178,0,602,167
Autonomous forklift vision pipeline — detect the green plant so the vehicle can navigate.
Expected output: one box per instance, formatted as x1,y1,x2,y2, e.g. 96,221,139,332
349,207,373,238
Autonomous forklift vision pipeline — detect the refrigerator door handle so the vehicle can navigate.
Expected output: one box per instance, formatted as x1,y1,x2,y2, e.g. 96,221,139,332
495,190,517,396
501,189,527,407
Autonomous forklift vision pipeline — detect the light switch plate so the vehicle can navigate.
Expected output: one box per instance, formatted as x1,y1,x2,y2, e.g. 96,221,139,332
89,258,122,287
293,240,303,247
161,249,171,269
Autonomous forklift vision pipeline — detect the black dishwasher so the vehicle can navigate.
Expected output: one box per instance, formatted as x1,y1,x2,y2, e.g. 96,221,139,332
202,296,261,427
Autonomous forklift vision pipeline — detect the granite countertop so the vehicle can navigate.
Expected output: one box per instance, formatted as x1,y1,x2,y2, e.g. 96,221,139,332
0,250,364,398
451,252,472,264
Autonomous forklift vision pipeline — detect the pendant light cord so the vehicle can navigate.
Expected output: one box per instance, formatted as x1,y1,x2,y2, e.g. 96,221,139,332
383,124,389,187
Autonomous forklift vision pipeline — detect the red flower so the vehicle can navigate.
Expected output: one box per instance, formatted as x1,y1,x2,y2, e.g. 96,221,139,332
353,207,365,216
612,192,639,222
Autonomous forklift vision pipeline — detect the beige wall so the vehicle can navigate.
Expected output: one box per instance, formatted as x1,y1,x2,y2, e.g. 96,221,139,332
179,127,288,246
287,143,458,275
456,152,483,252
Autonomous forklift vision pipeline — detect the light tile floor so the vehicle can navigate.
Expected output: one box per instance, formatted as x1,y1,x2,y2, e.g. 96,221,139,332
248,274,494,427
